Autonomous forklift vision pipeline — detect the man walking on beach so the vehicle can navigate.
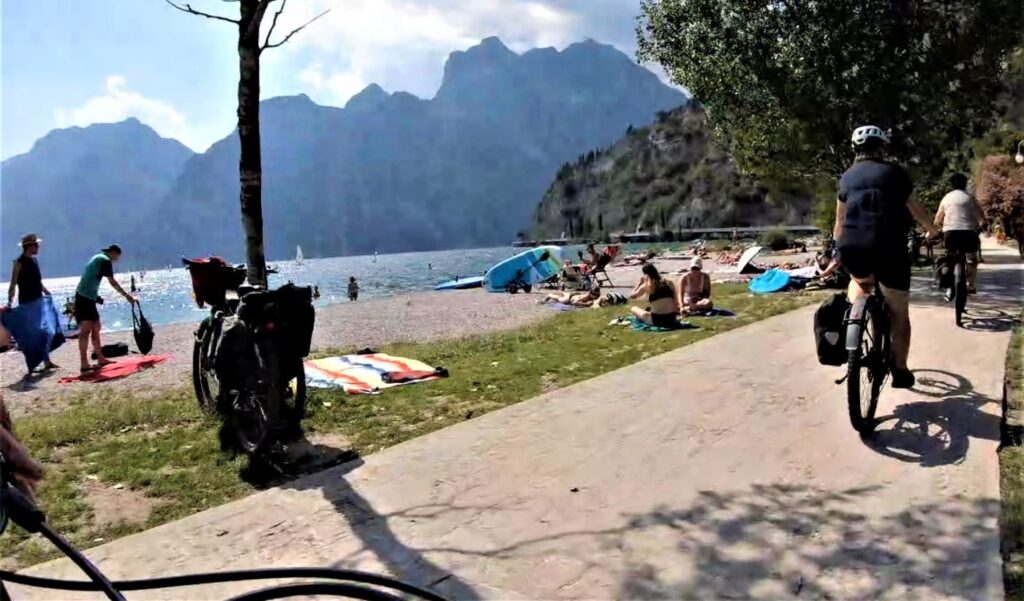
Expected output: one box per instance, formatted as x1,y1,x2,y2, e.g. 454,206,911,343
75,244,136,372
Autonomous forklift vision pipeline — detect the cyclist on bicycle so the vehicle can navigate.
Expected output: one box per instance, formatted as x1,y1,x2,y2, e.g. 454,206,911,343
935,173,982,296
833,125,940,389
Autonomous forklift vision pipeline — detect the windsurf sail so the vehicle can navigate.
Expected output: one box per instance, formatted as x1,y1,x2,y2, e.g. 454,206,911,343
296,245,304,263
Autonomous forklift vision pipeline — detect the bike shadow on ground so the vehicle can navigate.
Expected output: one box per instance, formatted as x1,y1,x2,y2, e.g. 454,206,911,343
862,369,1000,467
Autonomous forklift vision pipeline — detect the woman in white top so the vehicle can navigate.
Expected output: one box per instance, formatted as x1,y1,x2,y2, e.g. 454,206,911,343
935,173,981,293
676,257,713,315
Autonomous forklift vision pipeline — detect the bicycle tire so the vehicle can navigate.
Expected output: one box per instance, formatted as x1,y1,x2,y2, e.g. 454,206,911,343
228,338,282,455
192,320,218,413
846,306,882,435
954,261,967,327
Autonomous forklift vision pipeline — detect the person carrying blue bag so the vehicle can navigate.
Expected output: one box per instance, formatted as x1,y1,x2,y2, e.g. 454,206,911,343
3,234,62,375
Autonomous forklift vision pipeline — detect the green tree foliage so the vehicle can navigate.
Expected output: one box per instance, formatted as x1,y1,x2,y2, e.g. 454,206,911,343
637,0,1024,200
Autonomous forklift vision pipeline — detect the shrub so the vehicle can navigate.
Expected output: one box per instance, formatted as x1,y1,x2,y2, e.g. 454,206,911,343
759,228,793,251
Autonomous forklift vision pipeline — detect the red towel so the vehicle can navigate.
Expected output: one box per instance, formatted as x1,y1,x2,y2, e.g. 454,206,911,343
59,355,172,384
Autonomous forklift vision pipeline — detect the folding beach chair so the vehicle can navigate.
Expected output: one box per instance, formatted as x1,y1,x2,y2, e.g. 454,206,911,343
588,245,620,288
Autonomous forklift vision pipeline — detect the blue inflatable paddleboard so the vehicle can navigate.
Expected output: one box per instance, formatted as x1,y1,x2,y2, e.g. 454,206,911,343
434,276,484,291
748,268,791,294
483,247,563,293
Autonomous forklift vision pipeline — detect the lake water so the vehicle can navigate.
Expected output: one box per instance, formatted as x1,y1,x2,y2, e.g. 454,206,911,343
13,247,565,331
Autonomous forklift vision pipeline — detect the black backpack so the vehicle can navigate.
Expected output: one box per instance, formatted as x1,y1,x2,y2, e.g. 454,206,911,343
814,293,850,366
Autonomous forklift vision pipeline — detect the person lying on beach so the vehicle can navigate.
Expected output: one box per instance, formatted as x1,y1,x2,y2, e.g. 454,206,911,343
620,250,657,266
677,257,713,315
540,287,602,307
628,264,679,328
716,250,742,265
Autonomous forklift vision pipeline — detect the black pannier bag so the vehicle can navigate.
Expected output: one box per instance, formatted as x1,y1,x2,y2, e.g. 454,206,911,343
814,293,850,366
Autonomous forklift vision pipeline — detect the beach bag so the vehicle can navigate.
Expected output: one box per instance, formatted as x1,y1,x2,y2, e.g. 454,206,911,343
814,293,849,366
132,303,154,355
49,300,66,352
92,342,129,360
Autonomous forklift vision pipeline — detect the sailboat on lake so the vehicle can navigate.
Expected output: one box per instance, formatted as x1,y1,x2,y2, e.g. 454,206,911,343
295,245,305,265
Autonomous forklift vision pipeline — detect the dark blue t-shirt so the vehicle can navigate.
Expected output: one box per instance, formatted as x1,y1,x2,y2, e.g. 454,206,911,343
837,159,913,252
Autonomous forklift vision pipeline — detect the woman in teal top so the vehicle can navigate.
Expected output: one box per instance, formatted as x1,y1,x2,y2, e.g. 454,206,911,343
74,244,136,373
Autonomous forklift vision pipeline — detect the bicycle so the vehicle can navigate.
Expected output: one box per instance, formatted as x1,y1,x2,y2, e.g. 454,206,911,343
841,284,892,436
944,249,969,328
0,453,448,601
184,258,312,456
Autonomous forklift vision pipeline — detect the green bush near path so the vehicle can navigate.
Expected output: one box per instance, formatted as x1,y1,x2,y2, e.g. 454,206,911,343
1002,319,1024,599
0,284,825,569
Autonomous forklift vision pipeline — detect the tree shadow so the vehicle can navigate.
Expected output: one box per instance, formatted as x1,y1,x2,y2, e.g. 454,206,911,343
613,485,999,600
281,459,482,600
370,484,1000,599
862,369,999,467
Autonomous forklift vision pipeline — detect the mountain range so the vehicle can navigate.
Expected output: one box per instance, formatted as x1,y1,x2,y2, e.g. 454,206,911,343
1,37,686,276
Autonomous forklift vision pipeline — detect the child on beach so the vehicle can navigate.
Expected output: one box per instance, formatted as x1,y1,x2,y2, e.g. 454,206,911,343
347,277,359,302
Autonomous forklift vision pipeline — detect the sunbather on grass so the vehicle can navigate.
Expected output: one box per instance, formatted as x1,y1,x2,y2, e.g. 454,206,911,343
677,257,713,316
540,287,602,307
629,264,679,327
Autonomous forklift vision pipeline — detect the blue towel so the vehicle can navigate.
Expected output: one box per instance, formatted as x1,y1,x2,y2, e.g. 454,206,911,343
1,296,63,372
626,315,697,332
690,308,736,317
748,269,792,294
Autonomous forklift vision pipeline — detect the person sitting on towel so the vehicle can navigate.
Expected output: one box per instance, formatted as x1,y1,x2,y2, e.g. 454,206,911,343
628,264,679,327
541,286,602,307
677,257,713,316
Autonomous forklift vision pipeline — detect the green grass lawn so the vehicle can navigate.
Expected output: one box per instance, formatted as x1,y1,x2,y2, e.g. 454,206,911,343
0,284,825,569
1003,319,1024,599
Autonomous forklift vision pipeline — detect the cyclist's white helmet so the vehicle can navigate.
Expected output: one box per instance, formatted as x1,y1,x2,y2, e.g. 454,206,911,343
851,125,890,147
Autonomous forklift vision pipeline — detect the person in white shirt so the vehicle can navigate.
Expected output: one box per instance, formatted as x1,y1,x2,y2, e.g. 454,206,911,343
935,173,981,293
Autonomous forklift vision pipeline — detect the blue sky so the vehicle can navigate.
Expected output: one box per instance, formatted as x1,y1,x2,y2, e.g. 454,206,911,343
2,0,654,159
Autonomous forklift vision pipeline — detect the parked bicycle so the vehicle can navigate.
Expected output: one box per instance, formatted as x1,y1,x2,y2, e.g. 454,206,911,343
840,285,892,436
183,258,314,455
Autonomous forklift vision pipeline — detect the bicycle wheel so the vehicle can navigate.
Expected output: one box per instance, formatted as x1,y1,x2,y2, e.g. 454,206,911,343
192,319,219,413
227,338,282,455
846,305,884,435
953,261,967,327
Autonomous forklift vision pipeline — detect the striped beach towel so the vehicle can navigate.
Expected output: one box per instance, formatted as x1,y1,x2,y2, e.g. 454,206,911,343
304,353,447,395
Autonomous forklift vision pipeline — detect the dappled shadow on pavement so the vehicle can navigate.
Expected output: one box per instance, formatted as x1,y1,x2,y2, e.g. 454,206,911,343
863,369,1000,467
614,485,998,600
371,484,998,600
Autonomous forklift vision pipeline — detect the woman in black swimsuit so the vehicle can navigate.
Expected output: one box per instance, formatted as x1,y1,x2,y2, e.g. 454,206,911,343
628,263,679,328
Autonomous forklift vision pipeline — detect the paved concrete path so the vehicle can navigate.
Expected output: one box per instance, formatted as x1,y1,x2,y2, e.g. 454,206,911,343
13,241,1022,600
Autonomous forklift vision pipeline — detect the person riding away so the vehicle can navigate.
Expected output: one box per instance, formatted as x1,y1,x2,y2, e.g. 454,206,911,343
833,125,940,389
628,263,679,327
74,244,136,373
935,173,982,295
677,257,713,315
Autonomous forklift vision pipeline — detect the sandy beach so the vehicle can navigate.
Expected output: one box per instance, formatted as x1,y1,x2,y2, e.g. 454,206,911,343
1,248,816,418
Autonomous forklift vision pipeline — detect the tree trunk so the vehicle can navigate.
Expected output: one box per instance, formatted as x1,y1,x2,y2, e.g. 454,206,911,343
237,1,268,287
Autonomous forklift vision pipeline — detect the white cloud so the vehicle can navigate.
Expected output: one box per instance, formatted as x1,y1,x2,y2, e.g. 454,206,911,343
261,0,635,106
54,75,202,149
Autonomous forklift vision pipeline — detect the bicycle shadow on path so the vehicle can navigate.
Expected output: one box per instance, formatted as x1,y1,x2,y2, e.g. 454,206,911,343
862,369,1000,467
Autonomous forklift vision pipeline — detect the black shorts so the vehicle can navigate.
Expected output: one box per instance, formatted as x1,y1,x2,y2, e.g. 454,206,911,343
837,246,912,292
74,293,100,323
944,230,980,259
651,312,679,328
